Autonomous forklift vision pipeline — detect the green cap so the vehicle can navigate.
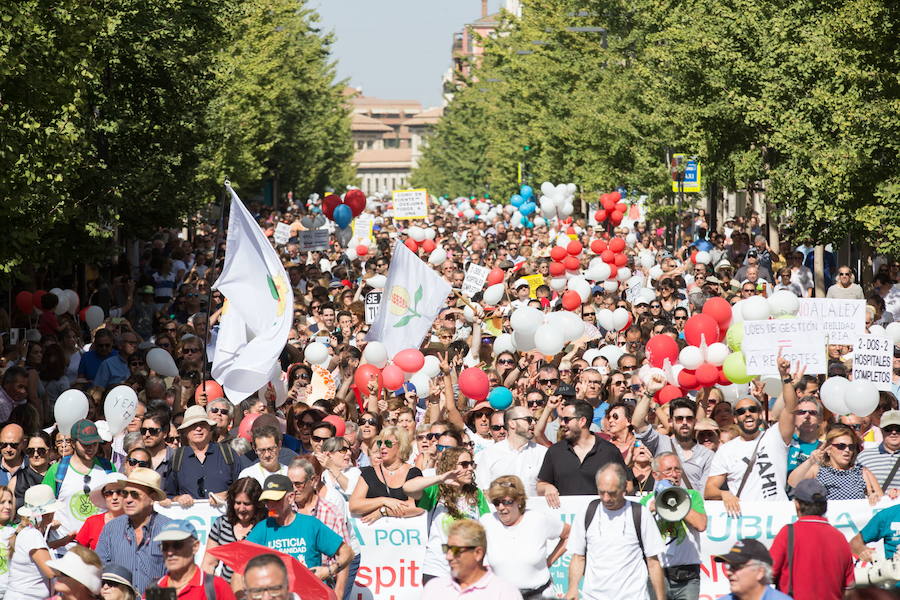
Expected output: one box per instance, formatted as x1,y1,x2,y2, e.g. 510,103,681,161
72,419,102,444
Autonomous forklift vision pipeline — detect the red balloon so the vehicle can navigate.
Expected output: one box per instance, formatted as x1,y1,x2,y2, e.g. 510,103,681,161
607,264,618,279
677,369,698,390
458,367,490,401
695,363,720,387
550,246,568,261
689,250,698,265
646,334,679,369
567,240,583,256
702,296,733,328
601,250,615,263
608,237,625,253
561,290,582,311
615,202,627,213
238,414,262,442
381,365,405,390
487,268,505,286
614,253,628,267
684,314,720,347
78,307,88,322
324,415,346,437
563,255,580,271
421,239,436,253
549,262,566,277
566,226,577,236
32,290,47,312
404,238,419,252
610,210,624,225
655,384,683,405
354,364,383,396
322,194,342,220
602,196,616,211
594,209,608,222
15,291,32,314
393,349,425,373
195,380,225,403
356,245,368,257
590,239,607,254
344,189,366,217
717,367,731,386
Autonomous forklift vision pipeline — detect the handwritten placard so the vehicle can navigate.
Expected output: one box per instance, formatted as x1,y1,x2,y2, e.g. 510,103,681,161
391,189,429,220
273,222,292,245
298,229,330,251
461,264,490,298
852,334,893,391
365,291,382,324
742,318,827,375
796,299,865,345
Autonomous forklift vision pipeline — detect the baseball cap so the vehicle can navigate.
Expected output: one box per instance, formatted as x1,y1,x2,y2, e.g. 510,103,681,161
879,410,900,429
792,479,827,503
713,538,773,566
72,419,102,444
633,298,650,306
556,383,577,398
153,519,198,543
259,474,292,502
694,418,720,432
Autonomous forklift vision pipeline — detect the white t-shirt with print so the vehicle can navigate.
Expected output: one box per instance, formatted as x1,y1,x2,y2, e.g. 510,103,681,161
708,426,789,501
54,459,112,538
238,462,288,486
5,527,50,600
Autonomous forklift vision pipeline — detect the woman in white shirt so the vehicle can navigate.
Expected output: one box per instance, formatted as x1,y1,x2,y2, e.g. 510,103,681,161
0,487,18,600
6,484,61,600
479,475,570,599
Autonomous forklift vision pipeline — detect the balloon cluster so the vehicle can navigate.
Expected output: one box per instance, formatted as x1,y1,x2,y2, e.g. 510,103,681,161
494,306,585,357
346,238,373,262
537,181,577,222
594,190,627,226
509,185,539,229
401,226,448,267
16,288,80,317
323,189,366,229
820,376,880,417
543,235,632,310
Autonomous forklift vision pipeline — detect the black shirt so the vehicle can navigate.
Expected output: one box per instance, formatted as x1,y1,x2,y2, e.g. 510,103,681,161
164,442,242,498
360,465,423,500
537,434,628,495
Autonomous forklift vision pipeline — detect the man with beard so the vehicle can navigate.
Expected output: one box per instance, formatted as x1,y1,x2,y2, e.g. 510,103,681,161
536,400,628,508
476,407,547,496
632,376,714,494
704,354,799,515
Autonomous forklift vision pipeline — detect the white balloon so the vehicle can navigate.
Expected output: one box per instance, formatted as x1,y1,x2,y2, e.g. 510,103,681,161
597,344,625,365
55,389,89,436
566,183,577,194
597,308,615,332
511,306,543,334
104,385,139,436
741,295,771,321
366,275,387,289
534,216,546,227
556,311,585,341
540,196,555,215
885,322,900,345
503,204,516,214
616,267,632,282
63,289,79,315
51,291,66,315
730,299,746,323
767,290,799,318
640,367,668,388
639,252,655,269
424,228,436,240
549,277,567,291
559,202,574,218
844,379,879,417
513,328,535,352
648,265,663,280
146,347,179,377
462,305,476,323
345,247,358,261
410,372,431,397
304,342,330,366
408,226,426,242
612,307,630,331
85,305,104,330
362,341,388,368
568,277,591,303
591,262,612,281
483,283,505,305
602,280,619,293
694,250,711,265
679,346,704,370
360,237,372,247
638,288,657,305
760,376,783,398
820,376,851,415
554,194,568,209
625,233,637,247
718,383,748,405
705,342,730,366
869,324,886,336
582,348,601,366
429,246,448,266
463,208,476,220
494,333,516,355
540,181,555,196
534,323,565,356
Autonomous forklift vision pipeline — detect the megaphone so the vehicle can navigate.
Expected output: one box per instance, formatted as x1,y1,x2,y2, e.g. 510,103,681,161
655,481,691,522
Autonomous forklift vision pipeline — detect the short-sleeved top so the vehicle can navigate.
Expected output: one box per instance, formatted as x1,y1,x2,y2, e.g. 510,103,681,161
708,427,789,501
418,485,491,578
157,566,236,600
246,515,342,568
770,515,854,600
788,434,820,474
359,465,422,500
77,349,117,383
857,444,900,489
861,504,900,559
208,515,253,582
480,509,564,591
164,443,242,498
75,512,107,549
5,527,50,600
0,525,17,595
640,489,705,567
816,465,868,500
537,435,628,496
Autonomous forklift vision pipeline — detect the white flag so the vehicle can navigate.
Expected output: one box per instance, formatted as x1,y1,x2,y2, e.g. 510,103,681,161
212,185,294,402
366,241,451,357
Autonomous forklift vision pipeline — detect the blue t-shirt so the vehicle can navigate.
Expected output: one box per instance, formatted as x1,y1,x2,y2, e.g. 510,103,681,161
861,504,900,559
717,587,792,600
246,514,342,568
592,402,609,427
787,434,820,474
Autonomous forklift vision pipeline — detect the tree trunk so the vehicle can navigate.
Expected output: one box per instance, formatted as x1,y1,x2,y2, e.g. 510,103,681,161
814,245,826,298
765,197,778,256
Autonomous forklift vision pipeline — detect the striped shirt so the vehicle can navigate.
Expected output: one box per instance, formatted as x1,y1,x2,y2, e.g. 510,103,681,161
208,515,250,582
856,444,900,489
96,511,173,594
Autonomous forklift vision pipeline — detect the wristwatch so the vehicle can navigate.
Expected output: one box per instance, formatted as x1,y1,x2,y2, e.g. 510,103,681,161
782,376,792,383
380,506,388,516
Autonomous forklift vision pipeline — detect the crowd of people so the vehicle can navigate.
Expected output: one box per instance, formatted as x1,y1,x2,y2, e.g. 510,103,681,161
0,194,899,600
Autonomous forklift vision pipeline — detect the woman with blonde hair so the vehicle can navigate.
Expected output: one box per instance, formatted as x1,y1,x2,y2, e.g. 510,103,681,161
480,475,570,599
0,487,19,600
788,425,882,503
349,427,423,523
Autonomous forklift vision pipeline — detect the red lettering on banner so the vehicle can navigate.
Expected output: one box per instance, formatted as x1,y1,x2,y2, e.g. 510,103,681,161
354,560,421,595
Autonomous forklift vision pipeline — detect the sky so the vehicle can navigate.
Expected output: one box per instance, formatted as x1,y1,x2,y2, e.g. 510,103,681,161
312,1,503,108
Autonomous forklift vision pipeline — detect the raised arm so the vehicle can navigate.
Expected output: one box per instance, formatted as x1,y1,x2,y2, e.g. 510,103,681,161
776,353,801,445
633,373,666,432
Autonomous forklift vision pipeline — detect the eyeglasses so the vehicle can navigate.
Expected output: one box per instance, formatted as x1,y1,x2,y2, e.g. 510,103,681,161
497,358,515,365
359,418,378,426
25,447,48,457
311,435,332,443
102,489,125,498
375,439,394,448
256,446,278,455
491,498,516,508
793,409,817,417
526,399,546,408
292,479,309,488
140,427,162,436
208,407,228,415
126,458,151,468
458,460,476,469
831,442,855,451
513,416,536,424
538,378,558,386
673,415,695,423
442,544,477,557
490,425,504,431
734,406,761,416
0,442,20,450
246,585,288,600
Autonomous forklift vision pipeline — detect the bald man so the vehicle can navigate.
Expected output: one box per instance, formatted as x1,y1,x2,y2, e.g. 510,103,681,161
0,423,25,488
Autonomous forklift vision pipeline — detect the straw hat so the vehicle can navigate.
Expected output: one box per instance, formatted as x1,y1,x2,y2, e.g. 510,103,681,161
88,472,128,510
47,552,102,594
18,484,64,518
178,405,216,430
117,467,166,502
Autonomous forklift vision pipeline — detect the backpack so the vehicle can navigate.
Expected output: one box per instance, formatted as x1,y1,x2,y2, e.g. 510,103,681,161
54,455,115,496
584,499,646,565
171,442,235,473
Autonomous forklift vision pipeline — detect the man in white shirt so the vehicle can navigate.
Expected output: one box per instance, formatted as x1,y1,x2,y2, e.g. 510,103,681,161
567,463,666,600
704,354,799,515
238,425,288,484
826,266,864,299
475,406,547,496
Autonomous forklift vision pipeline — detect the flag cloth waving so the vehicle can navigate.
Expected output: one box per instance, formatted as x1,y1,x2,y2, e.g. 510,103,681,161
212,184,293,402
366,241,451,357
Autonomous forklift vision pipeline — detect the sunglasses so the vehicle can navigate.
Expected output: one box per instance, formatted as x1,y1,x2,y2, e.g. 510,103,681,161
673,415,695,423
311,435,332,443
490,425,504,431
165,436,179,444
491,498,516,508
83,474,92,495
883,427,900,435
734,406,761,416
0,442,20,450
102,489,125,498
673,315,687,321
527,399,546,408
441,544,477,557
538,378,558,386
458,460,475,469
336,446,351,453
497,358,515,365
208,407,228,415
126,458,151,468
793,409,817,417
375,439,394,448
560,416,579,424
650,304,661,309
25,447,48,457
831,442,855,451
513,416,536,424
359,418,378,426
140,427,162,436
426,432,446,440
182,347,201,354
122,489,144,500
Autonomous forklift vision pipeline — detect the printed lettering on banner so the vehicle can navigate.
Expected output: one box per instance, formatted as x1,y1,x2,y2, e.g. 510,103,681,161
523,274,544,299
350,514,427,600
852,334,893,391
353,214,375,241
298,229,330,252
461,264,490,298
741,318,827,375
273,222,292,245
391,189,429,220
155,501,223,565
796,298,866,345
365,291,382,325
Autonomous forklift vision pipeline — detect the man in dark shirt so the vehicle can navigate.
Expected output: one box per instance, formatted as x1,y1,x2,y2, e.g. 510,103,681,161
77,329,116,384
536,399,628,507
164,406,241,505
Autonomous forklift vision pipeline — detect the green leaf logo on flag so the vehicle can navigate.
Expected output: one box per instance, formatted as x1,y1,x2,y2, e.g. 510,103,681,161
389,285,424,327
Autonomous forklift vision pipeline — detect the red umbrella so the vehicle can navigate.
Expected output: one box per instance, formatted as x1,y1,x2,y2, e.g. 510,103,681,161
206,541,337,600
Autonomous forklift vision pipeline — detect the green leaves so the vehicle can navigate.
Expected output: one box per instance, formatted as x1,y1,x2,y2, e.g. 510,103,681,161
394,315,414,328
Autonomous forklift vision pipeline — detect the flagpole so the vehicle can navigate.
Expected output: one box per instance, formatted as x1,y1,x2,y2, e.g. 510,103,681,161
202,180,231,393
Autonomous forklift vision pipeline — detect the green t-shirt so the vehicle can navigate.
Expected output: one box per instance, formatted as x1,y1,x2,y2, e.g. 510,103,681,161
640,488,705,543
417,484,491,514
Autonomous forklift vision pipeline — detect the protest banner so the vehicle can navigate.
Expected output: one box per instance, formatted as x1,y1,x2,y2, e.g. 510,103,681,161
852,334,894,391
523,273,544,299
796,298,866,345
461,264,490,298
273,222,292,245
353,213,375,242
365,291,382,324
741,318,827,375
391,189,429,220
298,229,330,251
350,513,428,600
